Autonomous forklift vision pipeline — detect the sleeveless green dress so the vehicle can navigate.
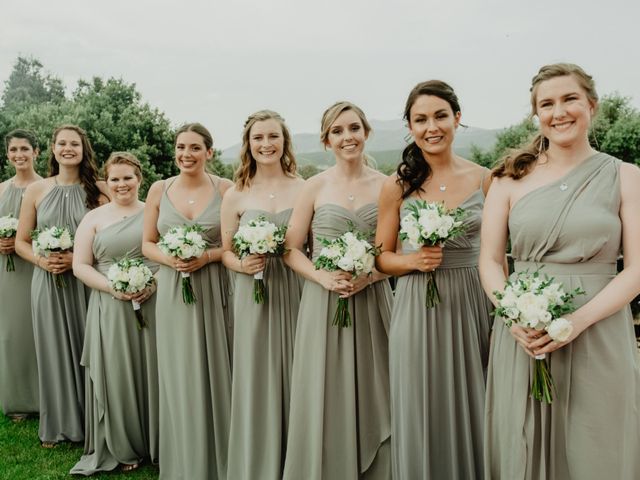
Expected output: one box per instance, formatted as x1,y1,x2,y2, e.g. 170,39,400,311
227,208,303,480
32,183,89,443
283,203,392,480
390,189,493,479
70,212,159,475
156,178,233,480
485,153,640,479
0,182,39,415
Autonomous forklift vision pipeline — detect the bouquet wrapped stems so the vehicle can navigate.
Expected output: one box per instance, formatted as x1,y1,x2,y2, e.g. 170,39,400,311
180,272,197,305
425,270,440,308
333,297,350,328
131,300,146,330
253,271,266,304
532,354,556,403
5,254,15,272
54,272,67,288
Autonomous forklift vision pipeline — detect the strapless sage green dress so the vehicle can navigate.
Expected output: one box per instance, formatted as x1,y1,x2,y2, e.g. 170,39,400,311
70,211,159,475
390,189,493,479
485,153,640,479
283,203,392,480
32,183,89,443
155,178,234,480
227,208,303,480
0,182,39,415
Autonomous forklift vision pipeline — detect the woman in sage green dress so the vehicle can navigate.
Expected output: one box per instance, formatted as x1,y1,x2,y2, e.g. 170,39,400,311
480,63,640,479
221,110,305,480
376,80,493,479
283,102,392,480
70,153,158,475
15,125,108,447
0,129,41,420
142,123,234,480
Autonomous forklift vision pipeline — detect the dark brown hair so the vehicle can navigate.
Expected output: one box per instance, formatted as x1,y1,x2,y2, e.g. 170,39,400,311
5,128,39,152
175,123,213,150
493,63,598,179
48,124,101,209
396,80,461,199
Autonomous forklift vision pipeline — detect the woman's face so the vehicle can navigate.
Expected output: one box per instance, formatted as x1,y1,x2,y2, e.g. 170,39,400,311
7,137,38,173
52,129,83,168
408,94,460,156
325,110,368,163
106,163,140,205
535,74,594,149
249,119,285,168
175,131,212,174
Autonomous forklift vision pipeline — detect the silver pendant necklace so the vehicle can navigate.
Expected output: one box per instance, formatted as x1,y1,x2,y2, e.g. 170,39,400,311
439,184,447,192
559,182,568,191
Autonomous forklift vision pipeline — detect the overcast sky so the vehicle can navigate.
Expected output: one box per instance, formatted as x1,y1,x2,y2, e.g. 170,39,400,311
1,0,639,149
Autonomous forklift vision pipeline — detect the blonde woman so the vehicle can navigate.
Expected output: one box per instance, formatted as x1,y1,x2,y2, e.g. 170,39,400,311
283,102,392,479
480,63,640,478
222,110,305,480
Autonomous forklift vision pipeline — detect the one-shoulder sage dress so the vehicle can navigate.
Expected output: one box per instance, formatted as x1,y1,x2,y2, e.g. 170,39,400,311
155,178,233,480
70,211,159,475
390,189,493,479
32,183,89,443
485,153,640,479
0,182,39,416
283,203,392,480
227,208,303,480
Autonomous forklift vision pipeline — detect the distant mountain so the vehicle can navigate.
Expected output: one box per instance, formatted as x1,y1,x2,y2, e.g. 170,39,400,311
221,119,499,167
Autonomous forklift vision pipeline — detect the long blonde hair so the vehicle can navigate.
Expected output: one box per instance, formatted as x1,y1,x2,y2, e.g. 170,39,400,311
234,110,297,190
493,63,598,179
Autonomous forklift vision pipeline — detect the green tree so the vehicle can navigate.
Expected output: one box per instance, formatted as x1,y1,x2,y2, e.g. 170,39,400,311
298,164,320,179
470,119,538,168
1,57,65,111
592,94,640,164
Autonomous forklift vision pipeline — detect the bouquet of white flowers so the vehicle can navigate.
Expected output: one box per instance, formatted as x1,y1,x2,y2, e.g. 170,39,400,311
232,216,287,304
158,224,206,304
30,225,74,287
107,257,155,330
399,200,466,308
0,214,19,272
314,230,378,328
493,269,585,403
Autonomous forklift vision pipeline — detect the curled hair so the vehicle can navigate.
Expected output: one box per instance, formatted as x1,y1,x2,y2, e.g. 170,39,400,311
103,151,143,181
396,80,461,199
48,125,101,209
234,110,297,190
175,122,213,150
320,101,372,146
5,128,39,152
493,63,598,179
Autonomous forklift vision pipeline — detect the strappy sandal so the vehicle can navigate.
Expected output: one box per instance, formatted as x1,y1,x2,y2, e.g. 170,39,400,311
40,441,57,449
121,462,140,473
8,414,29,423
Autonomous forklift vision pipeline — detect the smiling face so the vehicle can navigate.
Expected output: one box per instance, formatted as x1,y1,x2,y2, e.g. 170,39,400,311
249,119,284,168
325,109,368,163
52,129,83,167
175,131,213,173
408,94,460,156
106,163,140,205
534,74,595,149
7,137,38,173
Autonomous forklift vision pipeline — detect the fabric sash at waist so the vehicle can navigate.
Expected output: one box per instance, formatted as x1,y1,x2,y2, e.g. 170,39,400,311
438,247,479,269
514,260,616,277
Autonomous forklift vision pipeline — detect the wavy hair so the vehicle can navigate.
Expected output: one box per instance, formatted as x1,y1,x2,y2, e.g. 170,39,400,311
396,80,462,199
47,124,101,209
492,63,598,179
234,110,297,190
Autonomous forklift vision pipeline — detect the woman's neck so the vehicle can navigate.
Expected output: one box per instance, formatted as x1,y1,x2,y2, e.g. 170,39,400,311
421,148,457,174
334,156,365,180
56,165,81,185
12,168,39,188
545,140,596,168
177,170,210,188
252,164,288,188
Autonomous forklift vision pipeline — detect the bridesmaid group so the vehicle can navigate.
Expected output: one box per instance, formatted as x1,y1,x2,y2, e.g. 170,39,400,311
0,62,638,480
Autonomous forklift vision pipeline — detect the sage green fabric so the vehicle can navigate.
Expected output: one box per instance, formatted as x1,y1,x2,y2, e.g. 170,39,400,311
0,182,39,415
227,208,303,480
155,179,233,480
390,189,493,479
32,183,89,443
485,153,640,479
283,203,392,480
70,212,159,475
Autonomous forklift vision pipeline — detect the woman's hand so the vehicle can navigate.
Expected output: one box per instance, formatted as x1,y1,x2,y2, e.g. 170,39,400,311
131,283,157,305
239,254,266,276
38,251,73,274
509,324,544,358
340,273,371,298
317,269,353,296
0,237,15,255
409,245,443,272
171,254,209,274
529,315,587,356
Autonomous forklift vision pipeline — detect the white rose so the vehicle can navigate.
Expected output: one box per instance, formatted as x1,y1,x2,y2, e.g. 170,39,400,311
337,254,355,272
418,210,441,237
128,266,148,291
546,317,573,342
542,284,565,306
516,292,549,327
362,253,375,274
59,230,73,249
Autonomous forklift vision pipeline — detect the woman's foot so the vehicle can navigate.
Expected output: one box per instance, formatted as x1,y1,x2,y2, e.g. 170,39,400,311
121,462,140,473
40,441,57,449
8,414,29,423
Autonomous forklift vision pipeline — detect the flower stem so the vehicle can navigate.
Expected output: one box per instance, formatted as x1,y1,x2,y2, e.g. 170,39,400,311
181,276,196,304
332,298,351,328
253,278,266,304
6,254,15,272
425,270,440,308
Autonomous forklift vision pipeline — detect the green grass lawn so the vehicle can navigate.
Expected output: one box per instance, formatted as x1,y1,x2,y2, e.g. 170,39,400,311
0,415,158,479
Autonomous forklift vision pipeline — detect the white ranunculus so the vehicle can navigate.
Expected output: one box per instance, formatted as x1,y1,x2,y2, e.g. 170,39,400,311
59,231,73,249
547,317,573,342
418,209,442,237
542,284,565,306
362,253,375,274
337,254,355,272
516,292,549,327
128,266,149,291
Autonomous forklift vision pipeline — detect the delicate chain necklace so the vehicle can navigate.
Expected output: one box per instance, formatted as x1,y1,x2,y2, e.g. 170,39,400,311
439,184,447,192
